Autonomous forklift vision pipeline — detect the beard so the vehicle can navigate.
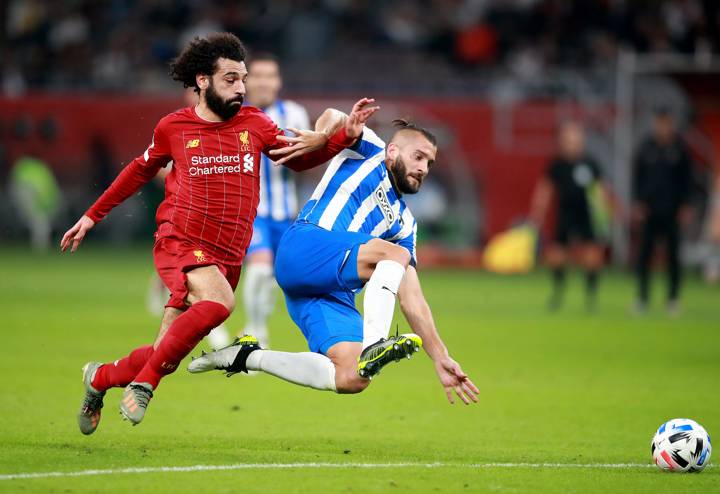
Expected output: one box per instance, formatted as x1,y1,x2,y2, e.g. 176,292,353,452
390,156,423,194
205,81,243,120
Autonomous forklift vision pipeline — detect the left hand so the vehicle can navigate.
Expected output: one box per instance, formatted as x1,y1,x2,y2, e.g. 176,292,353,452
269,127,333,166
344,97,380,139
434,357,479,405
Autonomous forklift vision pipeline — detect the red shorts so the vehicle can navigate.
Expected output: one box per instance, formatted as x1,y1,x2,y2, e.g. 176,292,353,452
153,235,242,310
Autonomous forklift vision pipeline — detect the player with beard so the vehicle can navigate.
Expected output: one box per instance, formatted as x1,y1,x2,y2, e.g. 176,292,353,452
189,118,479,405
66,32,378,432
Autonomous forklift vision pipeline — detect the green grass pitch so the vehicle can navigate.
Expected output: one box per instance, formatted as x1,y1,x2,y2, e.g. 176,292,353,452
1,246,718,493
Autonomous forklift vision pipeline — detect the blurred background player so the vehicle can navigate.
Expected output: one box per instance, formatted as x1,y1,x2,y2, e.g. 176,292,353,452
530,121,617,311
632,107,694,315
7,119,63,251
240,53,310,349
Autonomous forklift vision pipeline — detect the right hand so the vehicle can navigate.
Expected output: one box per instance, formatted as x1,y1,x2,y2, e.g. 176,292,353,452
269,128,333,166
434,357,480,405
60,215,95,253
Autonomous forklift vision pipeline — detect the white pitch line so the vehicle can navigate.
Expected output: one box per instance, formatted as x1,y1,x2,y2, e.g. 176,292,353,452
1,461,704,481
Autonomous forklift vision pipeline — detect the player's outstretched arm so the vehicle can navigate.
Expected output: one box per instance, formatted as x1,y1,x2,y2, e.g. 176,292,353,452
59,160,160,253
397,266,480,405
268,98,379,168
60,125,171,253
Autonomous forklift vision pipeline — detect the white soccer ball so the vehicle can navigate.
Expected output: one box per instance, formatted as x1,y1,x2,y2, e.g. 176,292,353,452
652,418,712,472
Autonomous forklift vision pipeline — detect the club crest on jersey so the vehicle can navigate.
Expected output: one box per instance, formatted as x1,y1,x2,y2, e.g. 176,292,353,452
193,250,206,263
238,130,251,152
374,184,395,226
186,138,200,149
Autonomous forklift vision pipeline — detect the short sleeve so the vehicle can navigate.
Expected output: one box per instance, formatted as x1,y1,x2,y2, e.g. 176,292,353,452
347,126,386,159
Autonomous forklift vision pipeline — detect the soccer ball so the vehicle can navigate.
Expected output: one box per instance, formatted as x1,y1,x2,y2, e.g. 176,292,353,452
651,418,712,472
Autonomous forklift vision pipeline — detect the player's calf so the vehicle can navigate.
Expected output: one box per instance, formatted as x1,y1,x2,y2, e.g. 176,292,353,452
326,341,369,393
124,299,231,426
334,368,370,394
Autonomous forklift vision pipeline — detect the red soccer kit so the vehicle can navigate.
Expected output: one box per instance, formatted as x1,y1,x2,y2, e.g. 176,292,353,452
85,106,354,309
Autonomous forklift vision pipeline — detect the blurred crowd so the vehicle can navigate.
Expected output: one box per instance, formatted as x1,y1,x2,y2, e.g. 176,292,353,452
3,0,720,94
3,0,720,289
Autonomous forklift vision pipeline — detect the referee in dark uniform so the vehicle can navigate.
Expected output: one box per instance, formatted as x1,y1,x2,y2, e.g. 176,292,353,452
531,121,615,310
632,108,693,314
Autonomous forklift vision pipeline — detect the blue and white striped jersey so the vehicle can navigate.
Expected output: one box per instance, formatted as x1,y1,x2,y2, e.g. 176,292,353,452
258,99,310,221
297,127,418,264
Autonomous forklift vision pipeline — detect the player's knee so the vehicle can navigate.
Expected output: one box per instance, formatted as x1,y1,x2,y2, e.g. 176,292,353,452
335,370,370,394
186,266,236,312
379,243,411,267
192,288,236,313
214,290,236,313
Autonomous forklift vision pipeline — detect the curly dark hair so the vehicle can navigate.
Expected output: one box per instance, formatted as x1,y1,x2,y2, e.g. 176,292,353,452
392,118,437,147
169,32,247,93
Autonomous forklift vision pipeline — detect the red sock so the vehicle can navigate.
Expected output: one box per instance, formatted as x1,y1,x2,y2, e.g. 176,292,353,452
133,301,229,389
91,345,154,392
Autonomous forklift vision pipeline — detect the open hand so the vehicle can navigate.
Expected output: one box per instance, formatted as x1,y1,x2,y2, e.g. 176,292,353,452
344,97,380,139
269,97,380,165
435,357,479,405
60,215,95,253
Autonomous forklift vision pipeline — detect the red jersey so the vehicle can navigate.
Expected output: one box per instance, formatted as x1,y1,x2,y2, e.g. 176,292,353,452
85,106,354,265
